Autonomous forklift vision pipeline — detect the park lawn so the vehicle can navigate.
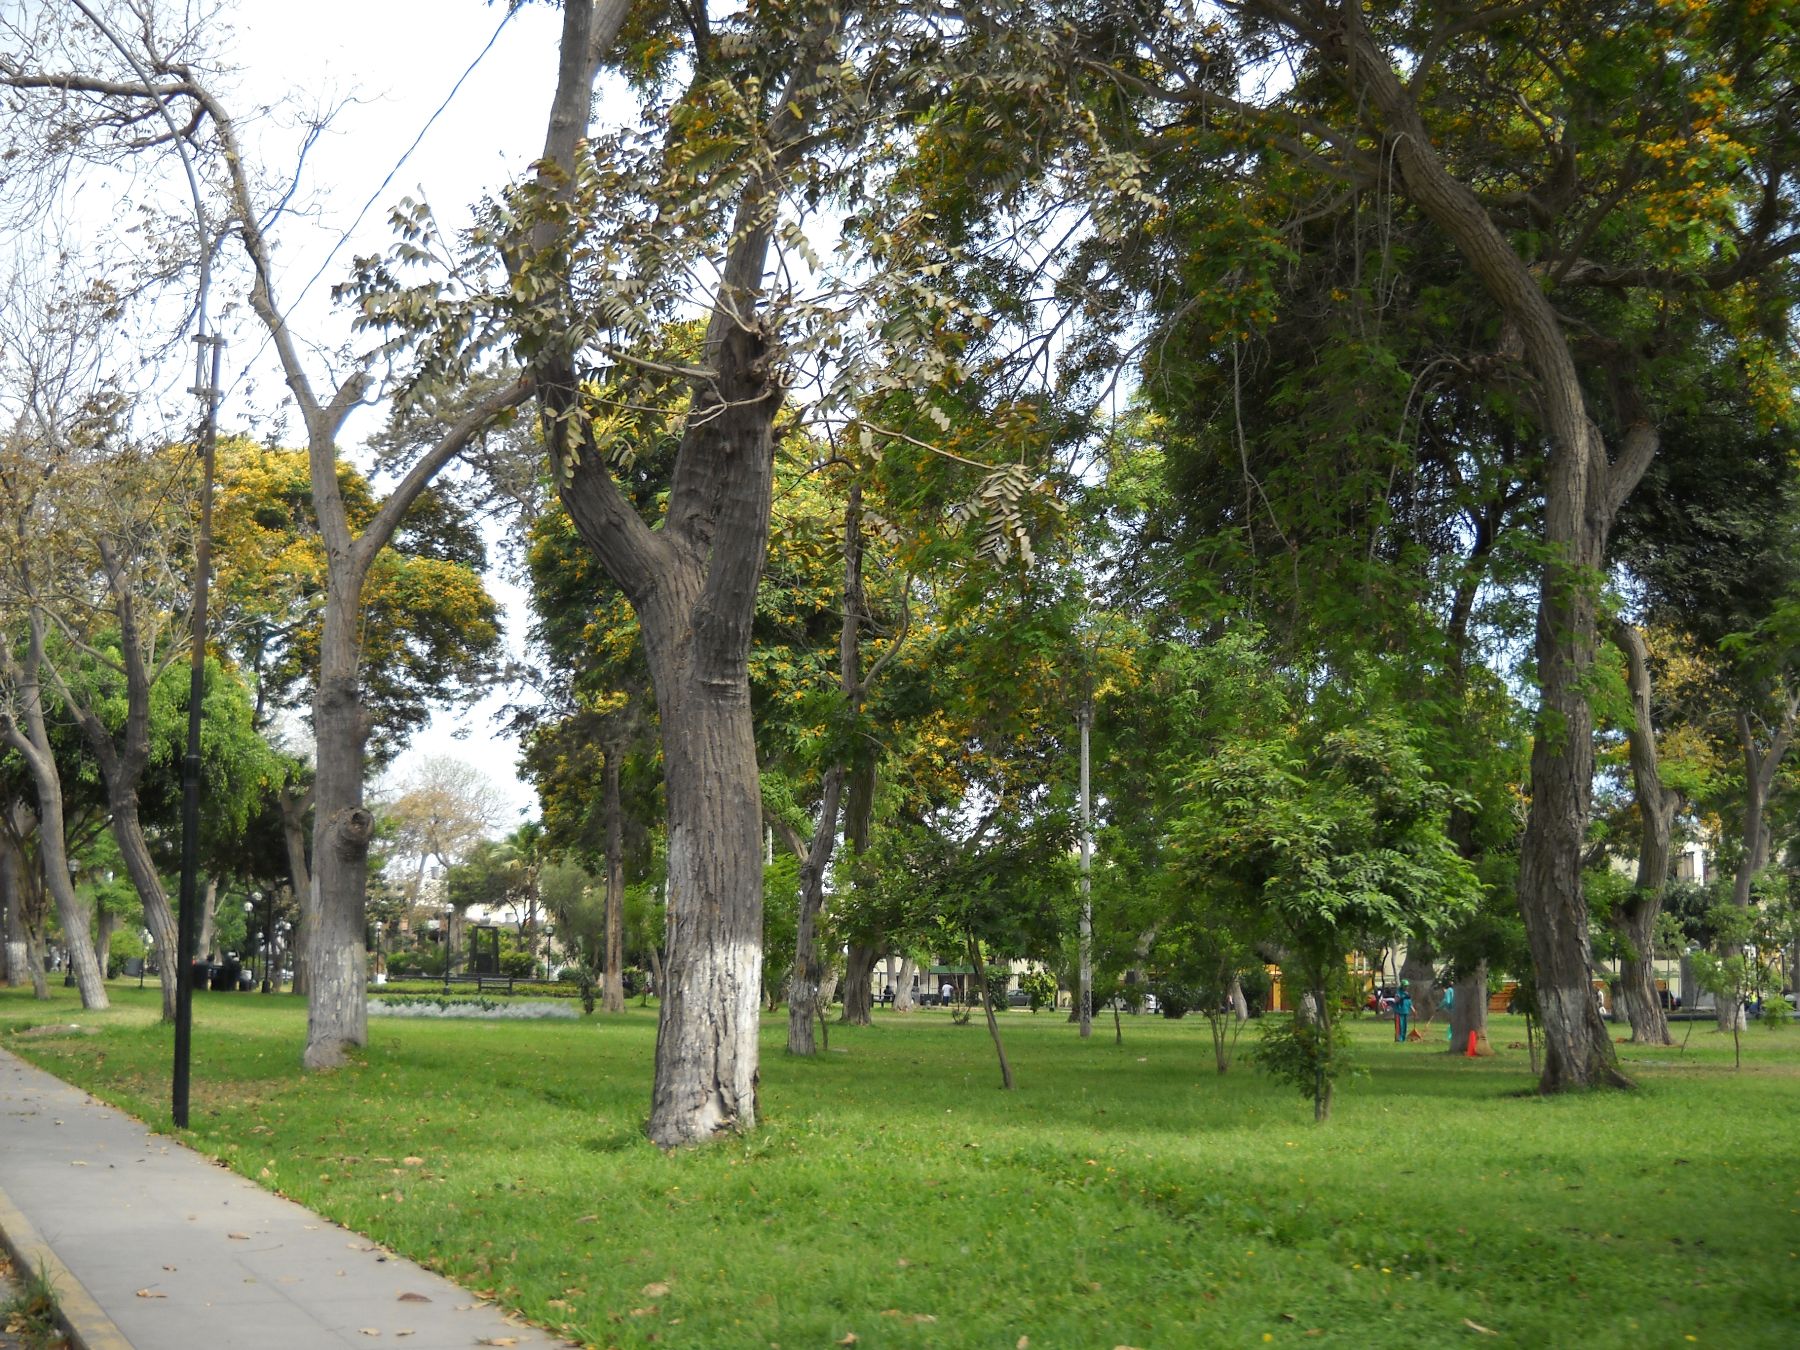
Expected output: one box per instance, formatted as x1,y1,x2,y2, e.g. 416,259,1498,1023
1,986,1795,1349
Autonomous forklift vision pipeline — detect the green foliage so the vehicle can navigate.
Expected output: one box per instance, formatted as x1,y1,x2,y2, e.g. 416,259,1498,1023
0,1256,61,1350
1018,968,1057,1013
1255,1004,1359,1124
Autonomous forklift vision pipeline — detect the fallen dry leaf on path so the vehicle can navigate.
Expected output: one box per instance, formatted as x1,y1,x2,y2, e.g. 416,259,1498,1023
228,1232,250,1240
397,1292,431,1303
476,1340,518,1347
359,1329,380,1337
134,1289,167,1299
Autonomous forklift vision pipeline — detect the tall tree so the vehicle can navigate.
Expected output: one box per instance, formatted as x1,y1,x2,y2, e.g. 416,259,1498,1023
0,8,531,1066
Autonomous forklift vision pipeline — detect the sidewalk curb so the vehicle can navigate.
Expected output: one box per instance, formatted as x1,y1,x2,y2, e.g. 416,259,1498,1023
0,1181,132,1350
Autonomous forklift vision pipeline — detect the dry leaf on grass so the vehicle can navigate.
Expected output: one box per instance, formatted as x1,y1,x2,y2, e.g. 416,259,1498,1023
642,1282,671,1297
402,1156,424,1166
1463,1319,1499,1336
629,1306,659,1317
837,1336,858,1347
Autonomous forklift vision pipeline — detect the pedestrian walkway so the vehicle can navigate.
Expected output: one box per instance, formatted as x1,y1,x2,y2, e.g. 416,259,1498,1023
0,1048,570,1349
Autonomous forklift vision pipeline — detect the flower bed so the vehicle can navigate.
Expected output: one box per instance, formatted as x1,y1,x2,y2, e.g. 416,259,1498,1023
367,995,579,1021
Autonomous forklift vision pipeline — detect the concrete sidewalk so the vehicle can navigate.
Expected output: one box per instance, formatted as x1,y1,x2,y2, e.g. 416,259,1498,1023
0,1046,571,1350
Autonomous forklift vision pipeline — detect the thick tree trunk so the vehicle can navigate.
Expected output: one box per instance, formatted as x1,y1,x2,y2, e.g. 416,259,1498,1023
528,0,852,1145
197,876,221,963
1449,963,1491,1056
602,748,626,1013
1399,945,1438,1024
1228,974,1248,1021
645,646,766,1144
840,944,880,1026
787,768,845,1056
893,956,917,1012
1,833,35,995
1615,899,1668,1045
303,641,375,1068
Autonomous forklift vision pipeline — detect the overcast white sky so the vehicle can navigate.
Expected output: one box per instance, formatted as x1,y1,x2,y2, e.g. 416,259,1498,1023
212,0,578,825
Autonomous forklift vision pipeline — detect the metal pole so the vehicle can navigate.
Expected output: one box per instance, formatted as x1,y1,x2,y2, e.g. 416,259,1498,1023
1078,698,1093,1040
174,332,221,1128
67,0,221,1133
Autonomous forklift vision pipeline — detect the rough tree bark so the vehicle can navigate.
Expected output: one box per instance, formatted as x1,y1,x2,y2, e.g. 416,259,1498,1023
1399,945,1438,1027
1320,0,1649,1090
786,768,844,1056
521,0,859,1144
1,827,46,999
1611,620,1677,1045
893,956,917,1012
1448,962,1492,1056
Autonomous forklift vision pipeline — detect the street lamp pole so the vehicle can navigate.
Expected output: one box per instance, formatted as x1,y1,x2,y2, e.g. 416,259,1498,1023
72,0,224,1132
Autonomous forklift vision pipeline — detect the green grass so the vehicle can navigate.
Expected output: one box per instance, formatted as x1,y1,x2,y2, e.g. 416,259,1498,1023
0,1254,65,1349
2,985,1796,1349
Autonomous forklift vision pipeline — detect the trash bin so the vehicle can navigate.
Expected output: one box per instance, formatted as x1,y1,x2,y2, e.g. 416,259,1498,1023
215,957,242,991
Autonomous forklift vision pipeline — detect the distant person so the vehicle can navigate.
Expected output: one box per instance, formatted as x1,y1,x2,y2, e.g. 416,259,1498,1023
1395,982,1413,1041
941,980,954,1008
1441,984,1455,1042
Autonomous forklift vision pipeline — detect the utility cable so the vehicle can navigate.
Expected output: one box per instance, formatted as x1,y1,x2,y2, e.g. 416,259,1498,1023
224,3,518,403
